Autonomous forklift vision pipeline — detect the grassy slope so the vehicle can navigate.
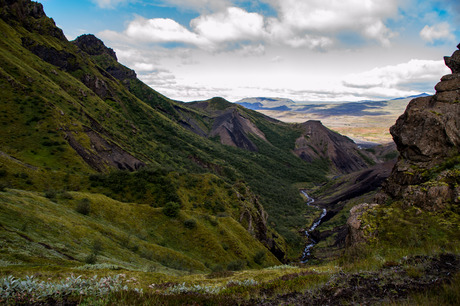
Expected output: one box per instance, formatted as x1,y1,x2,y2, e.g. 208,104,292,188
0,6,329,270
0,188,280,272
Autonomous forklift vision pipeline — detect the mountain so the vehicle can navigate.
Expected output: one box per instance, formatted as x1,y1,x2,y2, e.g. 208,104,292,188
0,0,380,268
1,1,460,305
293,120,373,174
235,97,296,111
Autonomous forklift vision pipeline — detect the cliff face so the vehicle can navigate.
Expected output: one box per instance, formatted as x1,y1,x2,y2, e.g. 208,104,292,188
375,44,460,210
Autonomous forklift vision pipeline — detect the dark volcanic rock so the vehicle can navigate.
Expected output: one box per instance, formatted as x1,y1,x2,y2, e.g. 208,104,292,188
210,108,267,152
376,44,460,210
21,37,80,72
188,99,269,152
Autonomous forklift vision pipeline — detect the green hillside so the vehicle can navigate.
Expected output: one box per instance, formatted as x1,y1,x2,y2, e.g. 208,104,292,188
0,188,280,272
2,1,460,305
0,0,331,270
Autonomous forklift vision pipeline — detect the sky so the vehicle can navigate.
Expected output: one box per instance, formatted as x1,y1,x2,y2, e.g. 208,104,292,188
40,0,460,102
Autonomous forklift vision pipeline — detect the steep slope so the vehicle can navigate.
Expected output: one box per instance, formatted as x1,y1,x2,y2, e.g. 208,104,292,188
0,188,280,271
0,0,331,265
294,120,373,174
187,98,272,152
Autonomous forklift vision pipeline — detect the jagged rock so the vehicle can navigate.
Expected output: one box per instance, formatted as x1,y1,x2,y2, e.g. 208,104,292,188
73,34,117,60
65,129,145,172
376,44,460,210
236,182,286,261
21,37,80,71
73,34,137,81
444,43,460,74
81,74,111,100
345,203,378,247
0,0,65,40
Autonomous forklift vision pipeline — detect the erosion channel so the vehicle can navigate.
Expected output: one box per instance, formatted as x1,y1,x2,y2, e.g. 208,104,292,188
300,190,327,263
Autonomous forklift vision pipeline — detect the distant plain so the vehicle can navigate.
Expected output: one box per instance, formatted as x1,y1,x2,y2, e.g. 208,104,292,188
237,97,416,144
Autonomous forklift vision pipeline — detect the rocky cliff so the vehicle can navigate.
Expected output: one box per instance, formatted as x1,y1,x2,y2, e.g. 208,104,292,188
375,44,460,210
345,44,460,250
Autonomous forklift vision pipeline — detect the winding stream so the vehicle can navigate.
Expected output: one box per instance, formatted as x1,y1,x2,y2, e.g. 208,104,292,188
300,190,327,263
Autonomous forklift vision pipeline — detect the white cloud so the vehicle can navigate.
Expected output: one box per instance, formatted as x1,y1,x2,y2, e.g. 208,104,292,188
99,0,402,53
100,8,266,51
263,0,398,46
191,7,266,43
420,22,455,43
343,59,450,92
125,17,204,45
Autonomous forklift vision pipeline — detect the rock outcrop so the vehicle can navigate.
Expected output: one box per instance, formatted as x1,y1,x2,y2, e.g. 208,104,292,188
294,120,371,174
73,34,137,82
375,44,460,210
0,0,65,40
345,203,378,247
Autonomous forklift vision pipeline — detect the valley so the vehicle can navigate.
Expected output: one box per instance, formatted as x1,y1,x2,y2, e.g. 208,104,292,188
0,1,460,304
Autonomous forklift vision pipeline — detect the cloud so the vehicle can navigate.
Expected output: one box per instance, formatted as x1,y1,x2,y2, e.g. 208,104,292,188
100,7,266,50
263,0,398,46
100,0,401,53
124,17,203,45
420,22,455,43
191,7,266,44
234,44,266,57
343,59,450,93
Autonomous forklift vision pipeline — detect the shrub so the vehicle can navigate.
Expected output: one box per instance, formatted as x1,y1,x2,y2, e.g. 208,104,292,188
254,250,266,265
44,189,57,200
184,219,197,229
92,239,103,255
84,253,97,264
0,274,135,304
162,201,180,218
76,198,91,215
227,260,246,271
60,191,73,199
211,264,225,273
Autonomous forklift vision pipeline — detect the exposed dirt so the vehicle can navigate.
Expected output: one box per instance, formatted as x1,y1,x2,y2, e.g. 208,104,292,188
258,253,460,305
294,120,371,174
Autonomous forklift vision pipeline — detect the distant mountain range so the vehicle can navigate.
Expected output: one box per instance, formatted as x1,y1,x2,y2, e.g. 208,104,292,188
235,93,431,114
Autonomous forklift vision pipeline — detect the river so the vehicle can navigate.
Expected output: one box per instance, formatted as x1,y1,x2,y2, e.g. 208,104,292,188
300,190,327,263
